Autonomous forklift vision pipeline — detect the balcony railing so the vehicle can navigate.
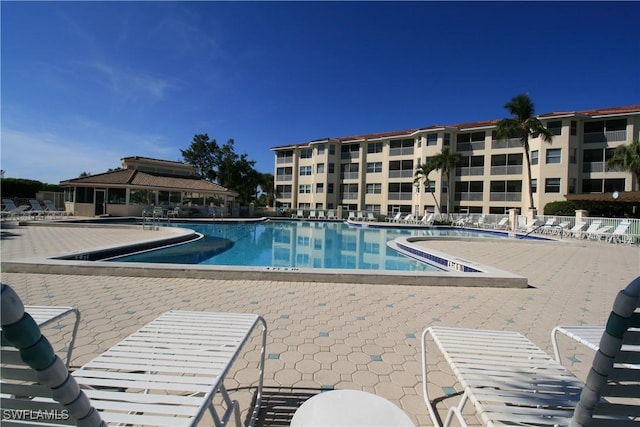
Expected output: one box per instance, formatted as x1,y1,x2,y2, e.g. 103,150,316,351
490,165,524,175
276,174,292,181
277,192,292,199
341,151,360,160
583,162,624,173
340,172,359,180
387,192,413,201
340,192,358,200
489,192,522,202
276,156,293,164
491,138,521,149
456,166,485,176
584,130,627,144
388,170,414,179
456,141,485,152
454,192,484,201
389,147,414,156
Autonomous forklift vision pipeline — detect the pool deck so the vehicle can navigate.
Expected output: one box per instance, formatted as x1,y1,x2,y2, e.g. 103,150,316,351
1,221,639,426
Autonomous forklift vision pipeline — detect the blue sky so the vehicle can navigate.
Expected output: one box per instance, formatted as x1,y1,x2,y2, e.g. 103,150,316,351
2,1,639,184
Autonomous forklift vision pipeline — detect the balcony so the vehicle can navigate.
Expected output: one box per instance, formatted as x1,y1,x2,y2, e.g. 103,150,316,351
491,138,522,149
340,172,359,180
490,165,523,175
276,174,293,182
455,192,484,201
277,192,292,199
388,192,413,201
583,162,623,173
388,170,414,179
389,147,414,156
276,156,293,164
489,192,522,202
584,130,627,144
456,141,485,152
456,166,485,176
340,192,358,200
341,151,359,160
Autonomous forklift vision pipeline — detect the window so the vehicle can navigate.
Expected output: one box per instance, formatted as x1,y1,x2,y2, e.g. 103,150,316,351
545,178,561,193
366,183,382,194
547,120,562,136
158,191,180,205
569,178,576,194
76,187,94,203
329,145,335,155
570,121,577,136
367,141,383,153
328,163,335,174
570,148,577,164
299,184,311,194
300,148,312,159
426,133,438,146
546,148,561,164
317,144,325,155
316,183,324,193
328,183,334,194
443,133,450,146
300,166,312,176
316,163,325,174
531,150,539,165
340,163,359,179
366,162,382,173
531,179,537,193
107,188,126,205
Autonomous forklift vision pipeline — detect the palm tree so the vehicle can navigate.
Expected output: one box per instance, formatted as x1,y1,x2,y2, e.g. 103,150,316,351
258,172,275,208
495,93,553,211
606,139,640,188
429,148,463,216
414,161,441,214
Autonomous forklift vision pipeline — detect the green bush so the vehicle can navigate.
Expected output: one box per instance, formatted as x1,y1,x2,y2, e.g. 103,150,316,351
543,201,580,215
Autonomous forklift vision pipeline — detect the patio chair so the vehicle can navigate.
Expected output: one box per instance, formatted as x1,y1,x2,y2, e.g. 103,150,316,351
317,210,326,220
565,221,587,238
28,199,47,219
43,199,71,217
606,220,633,244
386,212,402,222
356,211,365,221
292,209,304,219
1,199,30,221
327,210,337,220
348,211,356,221
574,220,601,239
493,217,509,230
167,206,181,219
366,212,376,221
1,284,268,427
421,276,640,427
400,214,414,224
414,213,434,225
517,218,540,233
536,218,557,234
586,225,612,241
549,221,571,236
308,210,317,220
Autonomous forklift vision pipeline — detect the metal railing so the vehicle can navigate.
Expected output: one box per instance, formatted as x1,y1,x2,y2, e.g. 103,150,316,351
584,130,627,144
456,166,484,176
490,165,524,175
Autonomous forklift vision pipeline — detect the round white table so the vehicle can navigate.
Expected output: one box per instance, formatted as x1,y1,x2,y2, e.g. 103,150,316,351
290,389,415,426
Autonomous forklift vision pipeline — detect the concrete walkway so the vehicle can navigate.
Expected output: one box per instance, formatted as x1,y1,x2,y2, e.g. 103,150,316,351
1,222,638,426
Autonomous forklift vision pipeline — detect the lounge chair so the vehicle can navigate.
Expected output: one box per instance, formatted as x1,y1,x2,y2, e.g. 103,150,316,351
28,199,47,219
1,199,30,221
317,210,326,220
366,212,376,221
167,206,181,219
606,220,633,244
536,218,557,234
386,212,402,222
43,200,71,217
565,221,586,238
327,210,337,220
586,225,612,241
421,276,640,427
574,220,601,239
517,218,540,233
348,211,356,221
414,213,434,225
400,214,414,224
308,210,317,219
493,217,509,230
356,211,365,221
292,209,304,219
549,220,571,236
1,284,268,427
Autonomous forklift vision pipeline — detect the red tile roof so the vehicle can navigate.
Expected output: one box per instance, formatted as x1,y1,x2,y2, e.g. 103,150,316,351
271,104,640,150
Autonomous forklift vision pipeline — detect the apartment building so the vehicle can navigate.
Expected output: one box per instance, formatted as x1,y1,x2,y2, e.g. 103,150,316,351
271,105,640,216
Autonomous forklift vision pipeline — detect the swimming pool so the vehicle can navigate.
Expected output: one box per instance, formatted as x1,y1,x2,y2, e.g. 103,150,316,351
109,220,515,272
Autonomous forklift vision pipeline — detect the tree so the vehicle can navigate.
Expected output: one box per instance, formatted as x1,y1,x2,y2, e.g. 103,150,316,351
495,93,553,210
429,148,462,215
181,134,261,205
414,162,441,214
606,139,640,188
257,172,275,207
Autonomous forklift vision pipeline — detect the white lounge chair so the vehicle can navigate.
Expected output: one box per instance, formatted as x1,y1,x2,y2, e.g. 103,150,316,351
606,220,633,244
586,225,612,241
348,211,356,221
549,220,570,236
493,217,509,230
421,276,640,427
43,200,72,217
565,221,587,238
536,217,557,234
575,220,601,239
292,209,304,219
1,285,268,427
28,199,47,219
356,211,365,221
366,212,376,221
327,209,337,220
386,212,402,222
317,210,326,220
308,210,317,219
400,214,414,224
414,213,434,225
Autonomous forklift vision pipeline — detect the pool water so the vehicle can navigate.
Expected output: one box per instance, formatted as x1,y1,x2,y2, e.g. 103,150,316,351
111,221,513,272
